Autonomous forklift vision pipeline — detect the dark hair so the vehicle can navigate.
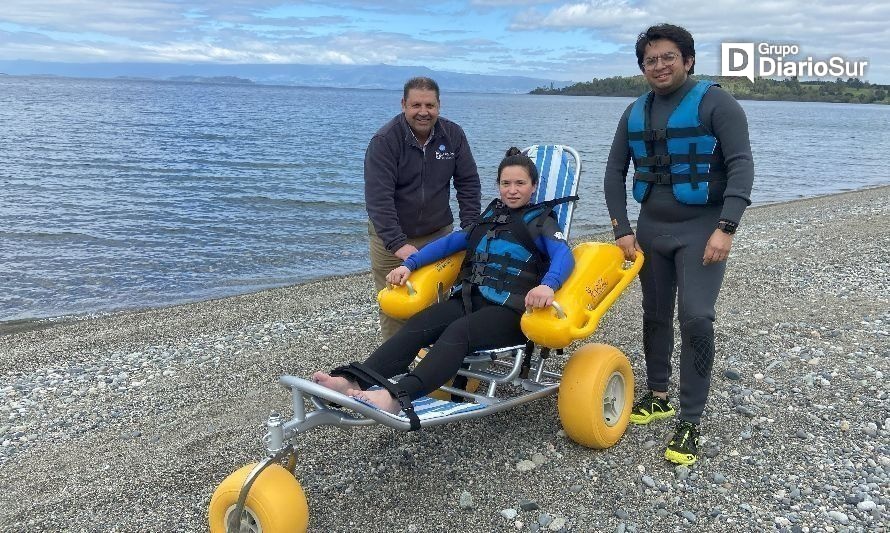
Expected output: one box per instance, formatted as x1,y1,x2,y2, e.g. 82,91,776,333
635,24,695,74
403,77,440,101
497,147,539,185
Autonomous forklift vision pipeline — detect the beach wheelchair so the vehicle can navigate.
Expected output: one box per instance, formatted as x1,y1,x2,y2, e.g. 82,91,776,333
208,145,644,533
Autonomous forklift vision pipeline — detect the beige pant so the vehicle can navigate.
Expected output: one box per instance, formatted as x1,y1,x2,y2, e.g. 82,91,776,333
368,221,454,341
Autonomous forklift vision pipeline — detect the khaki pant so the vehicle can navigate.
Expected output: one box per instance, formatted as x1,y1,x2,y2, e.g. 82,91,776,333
368,222,453,341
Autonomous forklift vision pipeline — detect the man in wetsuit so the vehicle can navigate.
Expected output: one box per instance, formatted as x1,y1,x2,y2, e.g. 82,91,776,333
603,23,754,465
365,77,481,341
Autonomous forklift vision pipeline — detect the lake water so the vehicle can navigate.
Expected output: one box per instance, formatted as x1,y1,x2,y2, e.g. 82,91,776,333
1,76,888,322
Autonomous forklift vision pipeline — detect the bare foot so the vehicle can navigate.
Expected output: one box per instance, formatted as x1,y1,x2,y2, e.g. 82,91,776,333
348,388,402,414
312,371,358,395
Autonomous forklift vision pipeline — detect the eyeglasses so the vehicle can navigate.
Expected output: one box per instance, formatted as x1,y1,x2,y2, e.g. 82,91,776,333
643,52,680,70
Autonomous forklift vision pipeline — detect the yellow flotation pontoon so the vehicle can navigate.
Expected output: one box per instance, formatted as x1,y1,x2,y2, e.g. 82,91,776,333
522,242,643,349
378,242,643,350
377,251,465,320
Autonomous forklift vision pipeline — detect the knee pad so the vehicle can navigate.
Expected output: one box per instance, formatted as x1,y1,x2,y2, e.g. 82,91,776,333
681,317,714,378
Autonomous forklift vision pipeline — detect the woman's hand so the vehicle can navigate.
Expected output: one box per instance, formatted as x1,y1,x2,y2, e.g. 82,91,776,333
525,284,555,309
386,265,412,286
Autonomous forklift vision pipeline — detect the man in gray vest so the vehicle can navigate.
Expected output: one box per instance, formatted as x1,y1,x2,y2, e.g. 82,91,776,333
365,77,481,340
603,24,754,465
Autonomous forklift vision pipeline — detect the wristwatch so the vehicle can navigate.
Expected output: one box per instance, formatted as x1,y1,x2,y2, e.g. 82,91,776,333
717,220,738,235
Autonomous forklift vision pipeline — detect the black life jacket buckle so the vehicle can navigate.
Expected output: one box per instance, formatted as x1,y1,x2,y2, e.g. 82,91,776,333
653,154,672,167
493,214,510,224
654,172,673,185
644,129,667,142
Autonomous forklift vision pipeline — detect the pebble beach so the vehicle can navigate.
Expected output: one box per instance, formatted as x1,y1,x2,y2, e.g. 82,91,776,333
1,186,888,532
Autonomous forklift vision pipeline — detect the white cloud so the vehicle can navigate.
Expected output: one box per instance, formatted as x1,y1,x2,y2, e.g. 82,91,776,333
0,1,887,83
0,0,194,37
470,0,545,5
511,0,647,32
134,31,446,65
505,0,889,80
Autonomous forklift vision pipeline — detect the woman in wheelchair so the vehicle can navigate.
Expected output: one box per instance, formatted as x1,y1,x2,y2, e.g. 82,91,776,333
312,147,575,415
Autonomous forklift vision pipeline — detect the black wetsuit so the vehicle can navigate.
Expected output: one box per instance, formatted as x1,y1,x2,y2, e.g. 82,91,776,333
604,77,754,424
360,288,525,400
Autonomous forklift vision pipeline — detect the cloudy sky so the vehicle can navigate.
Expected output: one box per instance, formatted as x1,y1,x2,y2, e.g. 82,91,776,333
1,0,887,83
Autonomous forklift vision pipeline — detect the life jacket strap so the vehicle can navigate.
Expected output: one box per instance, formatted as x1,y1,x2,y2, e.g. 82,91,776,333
470,251,536,272
633,170,727,185
532,195,579,228
634,153,720,167
628,125,710,142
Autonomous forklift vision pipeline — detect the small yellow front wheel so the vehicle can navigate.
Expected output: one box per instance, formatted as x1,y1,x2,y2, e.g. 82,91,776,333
209,463,309,533
558,343,634,449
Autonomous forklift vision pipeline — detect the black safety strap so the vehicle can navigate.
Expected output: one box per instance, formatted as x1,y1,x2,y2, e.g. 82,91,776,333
450,374,469,403
464,199,502,253
468,261,540,284
666,125,709,139
628,123,711,142
519,341,535,379
689,143,699,189
639,153,720,166
635,154,673,167
633,170,727,185
332,362,421,430
641,92,656,157
627,128,666,142
469,252,532,271
460,279,474,314
496,255,510,292
532,195,579,229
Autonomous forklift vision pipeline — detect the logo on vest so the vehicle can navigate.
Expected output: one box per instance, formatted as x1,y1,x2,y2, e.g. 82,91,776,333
435,144,455,160
553,231,566,241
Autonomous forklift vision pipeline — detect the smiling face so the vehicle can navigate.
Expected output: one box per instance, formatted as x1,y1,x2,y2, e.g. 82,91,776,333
498,165,537,209
401,88,440,143
642,38,694,95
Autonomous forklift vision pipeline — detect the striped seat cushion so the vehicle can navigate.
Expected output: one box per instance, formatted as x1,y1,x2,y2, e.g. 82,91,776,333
525,144,579,236
358,387,486,421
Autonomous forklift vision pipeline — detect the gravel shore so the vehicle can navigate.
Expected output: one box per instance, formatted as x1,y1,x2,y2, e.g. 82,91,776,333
1,186,888,532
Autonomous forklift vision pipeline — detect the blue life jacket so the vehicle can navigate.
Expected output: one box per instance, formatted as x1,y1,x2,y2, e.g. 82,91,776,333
459,197,573,313
627,80,727,205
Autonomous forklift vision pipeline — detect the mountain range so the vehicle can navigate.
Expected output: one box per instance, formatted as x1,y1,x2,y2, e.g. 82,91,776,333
0,61,570,94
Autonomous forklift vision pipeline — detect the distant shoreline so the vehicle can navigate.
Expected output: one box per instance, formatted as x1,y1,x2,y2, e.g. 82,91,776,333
3,183,887,337
531,74,890,105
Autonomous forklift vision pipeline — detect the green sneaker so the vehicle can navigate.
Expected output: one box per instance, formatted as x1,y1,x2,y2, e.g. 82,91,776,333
629,391,676,425
664,420,700,466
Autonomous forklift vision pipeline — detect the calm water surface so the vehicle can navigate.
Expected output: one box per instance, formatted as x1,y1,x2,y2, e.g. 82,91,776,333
1,77,888,322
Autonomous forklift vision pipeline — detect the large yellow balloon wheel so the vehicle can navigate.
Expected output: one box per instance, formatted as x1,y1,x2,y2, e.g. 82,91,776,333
558,343,634,449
